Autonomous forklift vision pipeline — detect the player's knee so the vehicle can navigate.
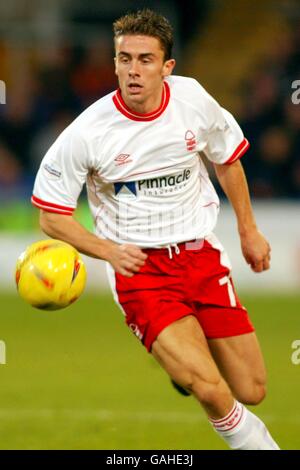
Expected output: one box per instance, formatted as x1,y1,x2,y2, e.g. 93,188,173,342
236,382,267,406
171,369,223,406
191,374,230,408
250,383,267,405
170,361,231,408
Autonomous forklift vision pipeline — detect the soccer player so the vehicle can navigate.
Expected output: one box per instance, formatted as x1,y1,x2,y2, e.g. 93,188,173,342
31,9,280,450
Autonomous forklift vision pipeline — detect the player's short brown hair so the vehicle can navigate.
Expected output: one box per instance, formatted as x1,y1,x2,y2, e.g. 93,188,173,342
113,9,173,61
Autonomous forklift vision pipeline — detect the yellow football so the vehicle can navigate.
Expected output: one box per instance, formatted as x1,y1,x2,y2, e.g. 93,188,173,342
15,239,87,310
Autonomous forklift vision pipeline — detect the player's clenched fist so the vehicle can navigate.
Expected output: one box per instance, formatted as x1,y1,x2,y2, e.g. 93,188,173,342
105,242,148,277
240,229,271,273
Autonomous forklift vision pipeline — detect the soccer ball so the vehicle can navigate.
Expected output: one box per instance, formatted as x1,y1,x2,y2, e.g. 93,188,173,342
15,239,87,310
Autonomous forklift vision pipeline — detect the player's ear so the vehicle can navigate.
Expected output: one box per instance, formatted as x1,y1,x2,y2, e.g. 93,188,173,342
162,59,176,78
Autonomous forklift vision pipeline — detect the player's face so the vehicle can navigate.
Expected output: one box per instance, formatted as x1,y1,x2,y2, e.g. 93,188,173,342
114,35,175,113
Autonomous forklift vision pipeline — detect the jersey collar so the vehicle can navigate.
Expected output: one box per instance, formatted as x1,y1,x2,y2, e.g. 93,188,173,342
112,81,170,122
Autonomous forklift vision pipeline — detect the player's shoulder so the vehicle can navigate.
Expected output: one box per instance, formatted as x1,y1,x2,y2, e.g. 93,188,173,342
166,75,216,112
166,75,210,98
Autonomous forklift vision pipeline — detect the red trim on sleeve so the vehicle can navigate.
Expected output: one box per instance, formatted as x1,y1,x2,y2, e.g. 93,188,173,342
31,195,75,216
225,138,250,164
112,82,170,121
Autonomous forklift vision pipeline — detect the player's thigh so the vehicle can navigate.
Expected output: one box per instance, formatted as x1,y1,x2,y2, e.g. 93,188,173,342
151,315,223,388
207,332,267,403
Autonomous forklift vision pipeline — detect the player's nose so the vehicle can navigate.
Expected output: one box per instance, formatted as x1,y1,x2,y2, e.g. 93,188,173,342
128,61,140,77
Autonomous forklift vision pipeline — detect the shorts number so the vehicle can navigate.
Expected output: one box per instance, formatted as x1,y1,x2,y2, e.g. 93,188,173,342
219,275,237,307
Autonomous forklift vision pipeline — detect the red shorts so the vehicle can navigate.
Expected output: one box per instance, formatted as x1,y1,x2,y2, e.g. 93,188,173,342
108,234,254,352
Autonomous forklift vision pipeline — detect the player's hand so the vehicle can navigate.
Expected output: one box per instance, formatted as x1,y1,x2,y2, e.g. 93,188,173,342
104,241,148,277
240,229,271,273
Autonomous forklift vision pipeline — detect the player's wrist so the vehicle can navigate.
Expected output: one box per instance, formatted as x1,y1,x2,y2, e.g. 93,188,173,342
238,222,258,238
96,238,118,262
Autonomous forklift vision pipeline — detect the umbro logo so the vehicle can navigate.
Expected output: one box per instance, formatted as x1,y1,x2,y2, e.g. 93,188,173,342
114,154,133,166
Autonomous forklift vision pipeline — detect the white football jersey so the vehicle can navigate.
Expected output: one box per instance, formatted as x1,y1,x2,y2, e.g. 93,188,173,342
32,75,249,247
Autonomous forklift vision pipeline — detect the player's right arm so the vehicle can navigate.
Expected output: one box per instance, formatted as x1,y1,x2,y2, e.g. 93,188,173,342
39,210,147,278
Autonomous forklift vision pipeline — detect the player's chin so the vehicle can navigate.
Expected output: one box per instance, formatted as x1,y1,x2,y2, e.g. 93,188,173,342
128,93,143,103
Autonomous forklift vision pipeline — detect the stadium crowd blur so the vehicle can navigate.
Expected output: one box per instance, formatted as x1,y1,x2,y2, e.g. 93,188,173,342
0,2,299,202
237,24,300,200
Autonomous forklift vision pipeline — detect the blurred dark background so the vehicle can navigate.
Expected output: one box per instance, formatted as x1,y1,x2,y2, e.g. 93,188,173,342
0,0,299,205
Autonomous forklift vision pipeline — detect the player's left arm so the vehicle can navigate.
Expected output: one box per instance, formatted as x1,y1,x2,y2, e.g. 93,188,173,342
213,160,271,273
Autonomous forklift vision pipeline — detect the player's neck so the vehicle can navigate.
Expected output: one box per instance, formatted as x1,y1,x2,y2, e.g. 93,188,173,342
121,84,164,115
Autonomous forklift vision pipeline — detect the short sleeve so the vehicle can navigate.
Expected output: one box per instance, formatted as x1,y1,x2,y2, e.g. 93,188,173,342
31,127,90,215
202,98,249,165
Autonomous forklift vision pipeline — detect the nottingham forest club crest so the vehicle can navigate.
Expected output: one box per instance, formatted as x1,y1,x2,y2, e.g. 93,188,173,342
114,169,191,198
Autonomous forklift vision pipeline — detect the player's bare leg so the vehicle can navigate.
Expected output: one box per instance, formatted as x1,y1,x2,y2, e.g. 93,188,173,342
208,332,267,405
152,315,234,419
151,315,280,450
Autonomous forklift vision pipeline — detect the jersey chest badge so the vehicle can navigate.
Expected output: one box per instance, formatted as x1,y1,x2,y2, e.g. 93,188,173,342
185,130,196,151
